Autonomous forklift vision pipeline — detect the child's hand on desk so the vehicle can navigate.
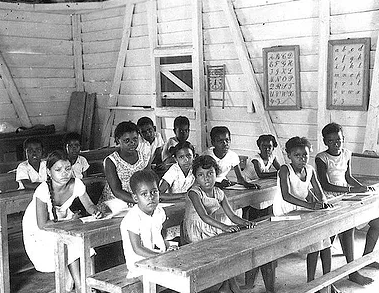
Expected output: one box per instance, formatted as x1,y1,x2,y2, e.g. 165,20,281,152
313,202,334,210
243,182,261,190
238,221,256,230
92,209,103,219
223,224,242,233
219,179,234,189
350,185,369,193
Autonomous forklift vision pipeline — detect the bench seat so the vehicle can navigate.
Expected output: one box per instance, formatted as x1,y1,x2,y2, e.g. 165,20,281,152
87,264,142,293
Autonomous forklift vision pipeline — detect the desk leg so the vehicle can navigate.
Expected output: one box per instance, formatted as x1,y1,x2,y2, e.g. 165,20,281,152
55,239,67,293
79,237,92,293
143,276,157,293
0,206,10,293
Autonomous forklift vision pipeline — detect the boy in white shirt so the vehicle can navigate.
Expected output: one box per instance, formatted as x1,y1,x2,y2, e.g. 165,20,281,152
63,132,90,179
16,138,47,190
120,170,177,279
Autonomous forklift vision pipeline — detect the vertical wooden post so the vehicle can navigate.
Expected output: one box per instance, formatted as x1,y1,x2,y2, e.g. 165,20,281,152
192,0,207,152
363,30,379,153
0,52,32,128
147,0,162,134
221,0,284,162
72,13,84,92
316,0,331,153
100,4,135,146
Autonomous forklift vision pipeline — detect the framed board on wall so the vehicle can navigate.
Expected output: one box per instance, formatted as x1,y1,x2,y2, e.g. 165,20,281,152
327,38,370,110
263,45,301,110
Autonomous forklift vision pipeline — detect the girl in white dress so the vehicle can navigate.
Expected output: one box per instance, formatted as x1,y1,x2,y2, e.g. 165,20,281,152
273,137,338,293
23,150,102,293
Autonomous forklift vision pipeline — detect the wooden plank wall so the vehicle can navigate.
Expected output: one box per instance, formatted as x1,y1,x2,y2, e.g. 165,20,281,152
0,6,73,130
0,0,379,155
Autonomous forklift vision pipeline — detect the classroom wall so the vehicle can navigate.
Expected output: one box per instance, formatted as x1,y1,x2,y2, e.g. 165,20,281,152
0,0,378,158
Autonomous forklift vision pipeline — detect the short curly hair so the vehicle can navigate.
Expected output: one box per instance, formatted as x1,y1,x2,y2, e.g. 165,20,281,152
114,121,139,143
322,122,343,138
173,141,195,157
256,134,278,148
192,155,220,176
285,136,312,154
210,126,230,141
129,169,159,194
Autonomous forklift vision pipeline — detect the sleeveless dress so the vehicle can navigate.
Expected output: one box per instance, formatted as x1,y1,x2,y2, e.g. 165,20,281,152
242,153,276,182
183,184,227,243
22,178,94,272
273,163,331,253
315,149,351,199
97,150,149,213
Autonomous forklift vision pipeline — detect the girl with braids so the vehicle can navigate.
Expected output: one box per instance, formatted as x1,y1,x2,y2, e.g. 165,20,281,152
22,150,102,292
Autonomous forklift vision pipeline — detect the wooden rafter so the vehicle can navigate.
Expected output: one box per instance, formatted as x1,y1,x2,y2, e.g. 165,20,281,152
72,13,84,92
363,29,379,153
221,0,284,163
316,0,331,153
100,3,134,146
0,52,32,127
192,0,207,152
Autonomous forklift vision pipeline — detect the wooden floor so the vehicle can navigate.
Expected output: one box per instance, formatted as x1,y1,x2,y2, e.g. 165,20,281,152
9,225,379,293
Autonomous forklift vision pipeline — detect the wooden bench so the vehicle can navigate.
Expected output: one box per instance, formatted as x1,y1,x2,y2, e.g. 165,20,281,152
87,264,142,293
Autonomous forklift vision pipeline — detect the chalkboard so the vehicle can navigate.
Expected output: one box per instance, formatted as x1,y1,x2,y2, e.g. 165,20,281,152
327,38,370,110
263,45,301,110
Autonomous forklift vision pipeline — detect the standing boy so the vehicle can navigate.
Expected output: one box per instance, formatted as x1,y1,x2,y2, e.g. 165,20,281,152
16,137,47,190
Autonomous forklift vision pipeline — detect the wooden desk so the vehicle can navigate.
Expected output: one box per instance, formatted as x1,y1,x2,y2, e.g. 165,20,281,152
45,179,277,293
0,175,105,293
136,193,379,293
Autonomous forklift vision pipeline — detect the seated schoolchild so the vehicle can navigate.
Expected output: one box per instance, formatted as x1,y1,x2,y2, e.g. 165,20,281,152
159,141,195,201
137,117,165,166
16,137,47,190
120,170,177,280
63,132,89,179
315,122,378,285
161,116,191,166
203,126,260,189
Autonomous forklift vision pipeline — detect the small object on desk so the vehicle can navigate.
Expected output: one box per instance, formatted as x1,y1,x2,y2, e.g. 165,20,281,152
80,214,113,223
224,184,247,190
270,215,301,221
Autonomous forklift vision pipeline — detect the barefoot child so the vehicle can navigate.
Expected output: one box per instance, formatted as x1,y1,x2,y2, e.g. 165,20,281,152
204,126,259,189
63,132,90,179
22,150,102,292
273,136,338,293
16,138,47,190
183,155,255,293
159,141,195,201
121,169,175,279
315,122,379,284
97,121,150,214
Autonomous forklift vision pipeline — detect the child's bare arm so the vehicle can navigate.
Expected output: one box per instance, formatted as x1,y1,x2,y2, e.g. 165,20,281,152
79,191,103,218
128,231,160,258
36,198,54,228
345,160,368,192
315,158,349,193
233,165,260,189
252,159,277,179
188,190,231,231
220,197,255,228
310,169,327,202
273,157,281,171
279,166,318,210
20,179,40,190
104,158,134,204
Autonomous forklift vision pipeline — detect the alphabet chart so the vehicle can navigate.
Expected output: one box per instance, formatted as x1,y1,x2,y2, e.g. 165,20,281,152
327,38,370,110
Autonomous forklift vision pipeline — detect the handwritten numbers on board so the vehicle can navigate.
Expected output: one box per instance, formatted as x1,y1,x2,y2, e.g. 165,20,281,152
263,45,301,110
327,38,370,110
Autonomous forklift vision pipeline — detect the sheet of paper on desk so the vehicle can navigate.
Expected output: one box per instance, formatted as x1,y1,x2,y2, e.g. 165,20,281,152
80,214,113,223
224,184,247,190
158,203,175,208
270,215,301,221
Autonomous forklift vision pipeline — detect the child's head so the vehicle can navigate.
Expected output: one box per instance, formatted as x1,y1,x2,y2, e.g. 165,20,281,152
192,155,220,190
210,126,231,157
23,137,43,165
63,132,82,159
137,117,156,144
285,137,312,169
46,150,72,184
173,141,195,173
322,122,344,155
114,121,139,151
256,134,278,159
173,116,190,142
130,170,160,215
